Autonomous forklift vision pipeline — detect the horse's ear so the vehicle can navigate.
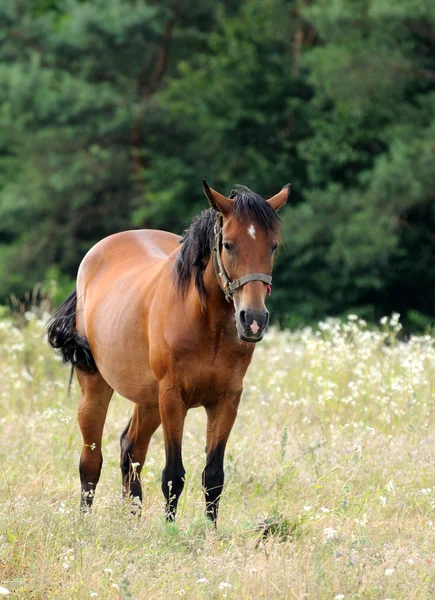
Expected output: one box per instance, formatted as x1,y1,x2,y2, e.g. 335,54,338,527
203,180,233,215
267,184,291,211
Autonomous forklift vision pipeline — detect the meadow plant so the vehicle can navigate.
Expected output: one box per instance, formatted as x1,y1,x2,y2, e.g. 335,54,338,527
1,313,435,598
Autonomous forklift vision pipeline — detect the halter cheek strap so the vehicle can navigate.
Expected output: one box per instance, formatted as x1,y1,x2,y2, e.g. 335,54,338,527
212,213,272,303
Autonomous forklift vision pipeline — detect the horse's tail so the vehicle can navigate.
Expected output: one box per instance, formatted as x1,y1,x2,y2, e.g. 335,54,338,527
47,288,97,374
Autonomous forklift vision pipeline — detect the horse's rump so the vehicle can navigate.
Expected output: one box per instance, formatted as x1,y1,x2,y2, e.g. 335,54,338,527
48,229,180,381
74,229,181,397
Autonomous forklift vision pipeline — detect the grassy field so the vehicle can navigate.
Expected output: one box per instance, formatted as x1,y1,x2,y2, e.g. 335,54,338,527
1,311,435,599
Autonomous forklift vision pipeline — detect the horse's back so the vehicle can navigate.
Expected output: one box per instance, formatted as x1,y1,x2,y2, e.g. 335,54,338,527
76,229,180,400
79,229,180,280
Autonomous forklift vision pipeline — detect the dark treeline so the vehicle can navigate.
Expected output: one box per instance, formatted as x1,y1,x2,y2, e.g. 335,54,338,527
0,0,434,329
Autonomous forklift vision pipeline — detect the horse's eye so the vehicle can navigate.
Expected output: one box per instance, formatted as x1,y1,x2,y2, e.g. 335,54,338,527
223,242,233,252
271,244,278,254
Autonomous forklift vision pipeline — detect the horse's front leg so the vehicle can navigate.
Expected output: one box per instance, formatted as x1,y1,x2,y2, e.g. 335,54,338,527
203,395,240,524
159,384,187,521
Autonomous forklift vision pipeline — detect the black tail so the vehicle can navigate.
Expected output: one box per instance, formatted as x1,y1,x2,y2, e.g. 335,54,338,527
47,288,97,374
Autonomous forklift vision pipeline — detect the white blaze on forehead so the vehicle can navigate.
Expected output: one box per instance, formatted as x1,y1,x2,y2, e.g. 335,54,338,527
250,320,260,334
247,223,256,239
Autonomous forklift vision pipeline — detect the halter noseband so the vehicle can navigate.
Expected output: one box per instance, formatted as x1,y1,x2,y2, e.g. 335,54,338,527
212,213,272,303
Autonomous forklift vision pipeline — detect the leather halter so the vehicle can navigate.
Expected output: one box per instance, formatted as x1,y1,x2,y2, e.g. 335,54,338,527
212,213,272,303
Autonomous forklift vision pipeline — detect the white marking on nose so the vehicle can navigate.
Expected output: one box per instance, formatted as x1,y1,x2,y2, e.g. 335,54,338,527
250,320,259,334
247,223,256,239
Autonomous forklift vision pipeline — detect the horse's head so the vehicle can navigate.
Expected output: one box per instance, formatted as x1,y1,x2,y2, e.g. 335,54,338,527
203,181,290,343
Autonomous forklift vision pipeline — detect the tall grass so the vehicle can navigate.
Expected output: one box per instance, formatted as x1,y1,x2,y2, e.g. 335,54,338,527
1,312,435,598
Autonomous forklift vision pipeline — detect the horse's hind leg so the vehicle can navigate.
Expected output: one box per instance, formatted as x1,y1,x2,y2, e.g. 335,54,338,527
76,370,113,511
120,399,161,513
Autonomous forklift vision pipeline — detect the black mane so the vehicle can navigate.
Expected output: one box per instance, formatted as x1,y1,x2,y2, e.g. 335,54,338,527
174,185,281,305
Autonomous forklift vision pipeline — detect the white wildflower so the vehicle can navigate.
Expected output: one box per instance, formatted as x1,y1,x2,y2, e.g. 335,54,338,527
391,312,400,325
219,582,233,590
324,527,337,541
355,513,368,527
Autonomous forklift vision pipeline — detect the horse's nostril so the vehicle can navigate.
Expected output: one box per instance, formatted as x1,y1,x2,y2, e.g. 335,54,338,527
238,309,269,334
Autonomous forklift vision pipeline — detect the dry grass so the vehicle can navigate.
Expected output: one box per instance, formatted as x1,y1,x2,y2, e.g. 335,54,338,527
1,311,435,599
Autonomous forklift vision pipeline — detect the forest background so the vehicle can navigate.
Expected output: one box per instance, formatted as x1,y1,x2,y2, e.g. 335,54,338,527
0,0,434,330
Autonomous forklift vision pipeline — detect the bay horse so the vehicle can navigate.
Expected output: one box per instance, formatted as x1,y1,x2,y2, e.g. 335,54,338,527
48,181,289,523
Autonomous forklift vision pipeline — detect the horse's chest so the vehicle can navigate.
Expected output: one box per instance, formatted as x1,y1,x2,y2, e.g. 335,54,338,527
172,344,252,406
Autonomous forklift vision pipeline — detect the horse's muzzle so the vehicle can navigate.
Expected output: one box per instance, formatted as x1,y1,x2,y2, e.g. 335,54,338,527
236,308,269,343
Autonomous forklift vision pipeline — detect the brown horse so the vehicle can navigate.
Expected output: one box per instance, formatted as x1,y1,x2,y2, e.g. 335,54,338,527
48,181,289,523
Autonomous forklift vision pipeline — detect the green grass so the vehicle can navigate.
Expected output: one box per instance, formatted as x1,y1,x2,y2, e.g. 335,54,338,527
1,312,435,599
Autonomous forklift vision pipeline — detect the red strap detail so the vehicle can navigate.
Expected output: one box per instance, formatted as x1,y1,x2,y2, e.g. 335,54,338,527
266,284,272,296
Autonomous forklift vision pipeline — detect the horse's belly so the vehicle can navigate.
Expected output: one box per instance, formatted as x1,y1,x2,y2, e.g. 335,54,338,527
79,277,157,402
89,322,157,402
95,344,157,403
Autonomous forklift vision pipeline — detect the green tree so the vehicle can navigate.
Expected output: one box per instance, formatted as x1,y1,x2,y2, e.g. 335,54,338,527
0,0,227,299
1,0,434,330
277,0,435,326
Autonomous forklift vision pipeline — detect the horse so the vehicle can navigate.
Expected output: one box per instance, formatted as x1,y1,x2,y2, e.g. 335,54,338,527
47,181,290,523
